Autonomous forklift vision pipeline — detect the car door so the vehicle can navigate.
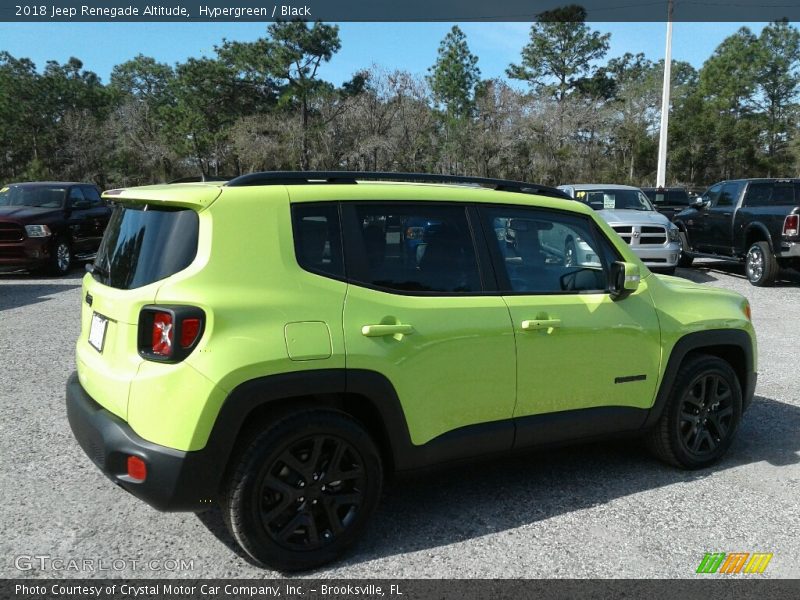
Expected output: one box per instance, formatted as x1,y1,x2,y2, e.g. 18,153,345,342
705,182,742,255
340,201,517,451
477,205,662,445
81,185,111,251
691,183,722,251
66,186,92,254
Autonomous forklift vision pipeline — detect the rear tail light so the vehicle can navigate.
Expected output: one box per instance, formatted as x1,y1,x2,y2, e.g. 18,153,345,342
783,214,799,237
138,305,205,362
127,456,147,481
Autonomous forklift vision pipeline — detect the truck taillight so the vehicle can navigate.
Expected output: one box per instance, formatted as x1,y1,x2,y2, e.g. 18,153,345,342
139,306,205,362
783,214,799,237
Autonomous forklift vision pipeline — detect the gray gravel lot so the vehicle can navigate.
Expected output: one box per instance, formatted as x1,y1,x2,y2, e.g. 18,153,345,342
1,261,798,579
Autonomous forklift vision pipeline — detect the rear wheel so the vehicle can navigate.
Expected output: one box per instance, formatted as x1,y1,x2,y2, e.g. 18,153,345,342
223,409,383,571
745,241,778,287
646,354,742,469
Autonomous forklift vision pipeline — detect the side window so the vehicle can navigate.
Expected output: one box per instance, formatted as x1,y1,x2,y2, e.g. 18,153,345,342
82,186,102,205
291,203,344,279
349,204,481,294
483,206,613,294
68,187,85,206
704,184,722,206
743,182,796,207
669,190,690,206
716,183,739,208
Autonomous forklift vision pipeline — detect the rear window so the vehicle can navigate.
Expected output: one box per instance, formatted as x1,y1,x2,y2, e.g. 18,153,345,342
92,204,199,289
744,182,798,207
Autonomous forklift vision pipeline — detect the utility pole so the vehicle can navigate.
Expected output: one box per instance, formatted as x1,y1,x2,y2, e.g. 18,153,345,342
656,0,674,188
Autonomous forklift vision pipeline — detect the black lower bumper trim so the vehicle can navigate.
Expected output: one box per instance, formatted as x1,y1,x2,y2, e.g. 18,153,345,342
66,372,219,511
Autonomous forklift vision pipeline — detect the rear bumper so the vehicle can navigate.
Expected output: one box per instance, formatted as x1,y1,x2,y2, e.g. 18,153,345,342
66,372,218,511
778,240,800,259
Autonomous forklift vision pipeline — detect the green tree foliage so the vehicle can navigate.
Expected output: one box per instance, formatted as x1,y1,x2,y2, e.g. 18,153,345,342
427,25,480,119
0,20,799,188
507,5,610,103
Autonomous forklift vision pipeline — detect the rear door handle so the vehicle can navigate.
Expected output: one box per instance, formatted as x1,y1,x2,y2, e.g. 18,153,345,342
361,324,415,337
521,319,561,331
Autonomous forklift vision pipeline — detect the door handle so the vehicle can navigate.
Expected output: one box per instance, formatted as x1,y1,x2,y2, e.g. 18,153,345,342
361,324,415,337
521,319,561,331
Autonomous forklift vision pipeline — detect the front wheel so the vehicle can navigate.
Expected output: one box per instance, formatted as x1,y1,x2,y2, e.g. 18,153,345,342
646,354,742,469
677,231,693,267
223,409,383,571
745,241,778,287
48,237,72,276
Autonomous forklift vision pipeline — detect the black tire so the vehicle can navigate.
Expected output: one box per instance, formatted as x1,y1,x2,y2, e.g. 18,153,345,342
656,267,676,276
223,409,383,571
745,241,778,287
49,237,72,276
677,231,693,267
646,354,742,469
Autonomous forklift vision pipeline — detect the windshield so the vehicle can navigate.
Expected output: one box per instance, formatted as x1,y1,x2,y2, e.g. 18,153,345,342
93,204,199,290
0,185,67,208
575,189,654,211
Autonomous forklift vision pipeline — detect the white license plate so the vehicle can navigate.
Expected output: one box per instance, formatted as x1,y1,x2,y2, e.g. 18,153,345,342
88,313,108,353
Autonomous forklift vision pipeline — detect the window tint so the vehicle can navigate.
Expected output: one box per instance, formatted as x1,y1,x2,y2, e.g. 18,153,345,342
291,203,344,279
483,207,611,294
716,183,739,207
69,187,85,204
350,204,481,293
744,182,797,206
93,205,199,290
668,190,690,206
82,186,102,205
704,184,722,206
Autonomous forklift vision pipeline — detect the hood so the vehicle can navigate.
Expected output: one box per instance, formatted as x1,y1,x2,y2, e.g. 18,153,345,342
597,209,672,227
654,273,744,300
0,205,63,222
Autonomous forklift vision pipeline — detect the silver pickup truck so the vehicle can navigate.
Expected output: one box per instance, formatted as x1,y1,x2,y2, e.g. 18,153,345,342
558,184,682,273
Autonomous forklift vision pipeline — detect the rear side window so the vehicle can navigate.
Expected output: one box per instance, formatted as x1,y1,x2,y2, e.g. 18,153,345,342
744,182,797,206
668,190,690,206
92,205,199,290
348,204,481,294
291,203,344,279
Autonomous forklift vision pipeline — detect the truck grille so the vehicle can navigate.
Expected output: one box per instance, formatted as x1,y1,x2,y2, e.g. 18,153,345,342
0,223,25,242
612,225,667,246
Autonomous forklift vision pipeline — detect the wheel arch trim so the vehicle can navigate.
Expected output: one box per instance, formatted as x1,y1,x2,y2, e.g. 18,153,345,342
643,329,755,429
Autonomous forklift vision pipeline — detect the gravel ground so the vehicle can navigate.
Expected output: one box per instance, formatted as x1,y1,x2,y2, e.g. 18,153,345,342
0,260,798,579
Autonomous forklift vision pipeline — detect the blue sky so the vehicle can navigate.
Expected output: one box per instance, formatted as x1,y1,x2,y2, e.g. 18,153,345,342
0,22,765,85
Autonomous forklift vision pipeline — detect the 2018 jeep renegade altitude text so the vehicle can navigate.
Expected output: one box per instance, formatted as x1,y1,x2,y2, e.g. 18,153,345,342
66,172,757,571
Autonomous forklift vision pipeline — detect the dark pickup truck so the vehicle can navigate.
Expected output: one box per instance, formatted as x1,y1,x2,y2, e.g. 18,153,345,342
673,178,800,286
641,187,694,221
0,182,111,276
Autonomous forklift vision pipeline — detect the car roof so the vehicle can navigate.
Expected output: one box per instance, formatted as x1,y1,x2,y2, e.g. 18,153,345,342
102,180,595,216
559,183,643,191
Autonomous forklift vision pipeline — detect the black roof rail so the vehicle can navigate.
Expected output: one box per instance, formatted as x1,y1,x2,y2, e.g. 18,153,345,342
225,171,571,200
168,175,231,184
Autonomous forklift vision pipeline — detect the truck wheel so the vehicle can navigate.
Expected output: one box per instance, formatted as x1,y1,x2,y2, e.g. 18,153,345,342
677,232,693,267
745,241,778,287
564,238,577,267
223,409,383,572
646,354,742,470
49,237,72,276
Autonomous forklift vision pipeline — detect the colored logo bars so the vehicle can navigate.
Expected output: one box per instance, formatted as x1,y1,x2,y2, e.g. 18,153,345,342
697,552,773,574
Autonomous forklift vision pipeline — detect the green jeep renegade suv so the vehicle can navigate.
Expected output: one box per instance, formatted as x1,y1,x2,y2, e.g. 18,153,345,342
66,172,757,571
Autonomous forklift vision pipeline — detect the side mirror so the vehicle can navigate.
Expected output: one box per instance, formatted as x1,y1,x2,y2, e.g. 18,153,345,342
609,261,640,298
71,199,91,209
692,197,706,209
